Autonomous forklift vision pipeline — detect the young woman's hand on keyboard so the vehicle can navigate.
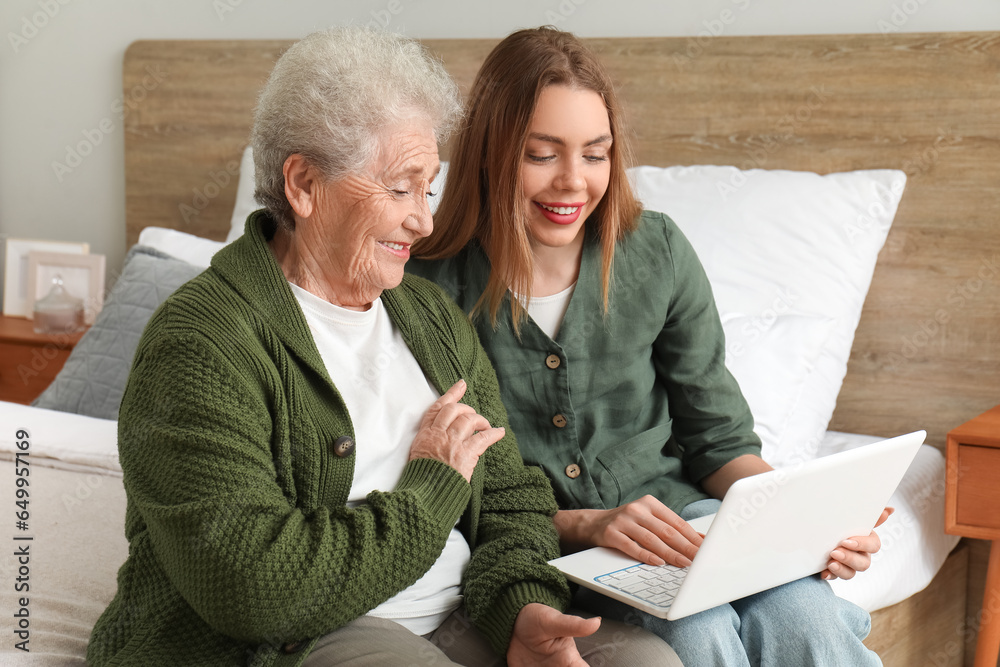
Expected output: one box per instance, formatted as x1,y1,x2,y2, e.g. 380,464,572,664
552,496,703,567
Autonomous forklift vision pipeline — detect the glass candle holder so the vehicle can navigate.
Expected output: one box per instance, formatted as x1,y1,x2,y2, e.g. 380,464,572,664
32,274,84,334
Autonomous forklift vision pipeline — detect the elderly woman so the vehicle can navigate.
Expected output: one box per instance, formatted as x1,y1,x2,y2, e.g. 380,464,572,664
86,27,679,667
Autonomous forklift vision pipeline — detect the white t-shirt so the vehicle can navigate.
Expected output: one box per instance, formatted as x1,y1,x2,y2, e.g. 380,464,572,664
520,282,577,339
290,283,470,635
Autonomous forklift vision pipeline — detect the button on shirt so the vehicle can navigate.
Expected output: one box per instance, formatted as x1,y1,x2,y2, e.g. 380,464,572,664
408,211,762,514
333,435,355,457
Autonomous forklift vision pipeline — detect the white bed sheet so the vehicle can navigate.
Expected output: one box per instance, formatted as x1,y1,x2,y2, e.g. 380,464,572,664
0,401,120,474
0,402,959,664
0,403,124,666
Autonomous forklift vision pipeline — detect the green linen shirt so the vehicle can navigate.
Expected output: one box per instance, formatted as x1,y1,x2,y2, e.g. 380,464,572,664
408,210,762,515
87,211,570,666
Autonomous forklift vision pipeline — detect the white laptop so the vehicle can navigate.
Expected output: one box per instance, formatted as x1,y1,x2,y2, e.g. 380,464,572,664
549,430,925,621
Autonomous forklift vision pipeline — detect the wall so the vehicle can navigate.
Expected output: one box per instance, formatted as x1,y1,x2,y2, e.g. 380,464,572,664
2,0,999,296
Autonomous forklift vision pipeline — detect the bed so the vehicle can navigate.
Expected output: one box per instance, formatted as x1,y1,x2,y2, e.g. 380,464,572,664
2,31,999,666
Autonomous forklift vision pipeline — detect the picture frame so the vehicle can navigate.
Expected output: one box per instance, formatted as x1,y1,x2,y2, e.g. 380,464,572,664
2,238,90,317
25,251,106,326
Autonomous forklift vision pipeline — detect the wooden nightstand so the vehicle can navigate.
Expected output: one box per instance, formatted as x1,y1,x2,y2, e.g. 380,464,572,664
0,314,86,404
946,405,1000,667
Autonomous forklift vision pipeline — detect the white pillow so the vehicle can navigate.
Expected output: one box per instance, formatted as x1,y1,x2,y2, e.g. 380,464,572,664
721,314,835,460
136,227,226,269
630,165,906,467
226,148,451,242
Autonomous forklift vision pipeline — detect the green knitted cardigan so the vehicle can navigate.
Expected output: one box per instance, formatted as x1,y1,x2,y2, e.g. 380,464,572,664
87,211,571,666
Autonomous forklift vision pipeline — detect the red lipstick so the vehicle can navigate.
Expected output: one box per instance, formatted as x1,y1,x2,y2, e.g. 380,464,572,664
534,201,585,225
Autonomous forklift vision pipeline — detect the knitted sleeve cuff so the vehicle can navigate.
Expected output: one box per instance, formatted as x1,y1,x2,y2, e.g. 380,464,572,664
393,457,471,528
473,581,570,657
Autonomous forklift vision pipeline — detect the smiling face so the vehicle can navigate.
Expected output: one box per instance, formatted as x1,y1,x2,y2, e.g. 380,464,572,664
288,119,440,308
520,85,612,254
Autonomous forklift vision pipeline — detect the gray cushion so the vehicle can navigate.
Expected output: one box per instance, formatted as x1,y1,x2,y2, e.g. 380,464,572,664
32,245,203,419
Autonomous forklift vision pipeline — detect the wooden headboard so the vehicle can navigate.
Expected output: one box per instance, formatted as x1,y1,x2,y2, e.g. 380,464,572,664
123,33,1000,449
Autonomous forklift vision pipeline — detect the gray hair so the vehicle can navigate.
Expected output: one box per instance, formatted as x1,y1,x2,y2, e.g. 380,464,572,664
251,27,462,230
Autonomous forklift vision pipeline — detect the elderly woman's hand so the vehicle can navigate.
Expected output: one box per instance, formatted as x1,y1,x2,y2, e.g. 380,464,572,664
409,380,506,482
507,603,598,667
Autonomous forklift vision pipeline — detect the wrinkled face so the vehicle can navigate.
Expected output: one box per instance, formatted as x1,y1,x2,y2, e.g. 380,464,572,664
520,85,612,252
309,120,439,303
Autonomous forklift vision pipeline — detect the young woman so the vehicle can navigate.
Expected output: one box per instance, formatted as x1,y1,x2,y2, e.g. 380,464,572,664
409,27,886,666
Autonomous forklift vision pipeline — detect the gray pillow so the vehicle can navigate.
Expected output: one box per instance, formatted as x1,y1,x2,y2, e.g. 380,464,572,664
32,245,204,420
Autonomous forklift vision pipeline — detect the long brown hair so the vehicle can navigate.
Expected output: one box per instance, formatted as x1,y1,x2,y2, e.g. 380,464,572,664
414,26,642,332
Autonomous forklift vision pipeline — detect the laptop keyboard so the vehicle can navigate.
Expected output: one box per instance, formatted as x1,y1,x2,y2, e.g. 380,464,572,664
595,562,689,609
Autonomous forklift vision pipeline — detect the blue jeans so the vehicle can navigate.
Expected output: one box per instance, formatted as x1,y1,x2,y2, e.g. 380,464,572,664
573,499,882,666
